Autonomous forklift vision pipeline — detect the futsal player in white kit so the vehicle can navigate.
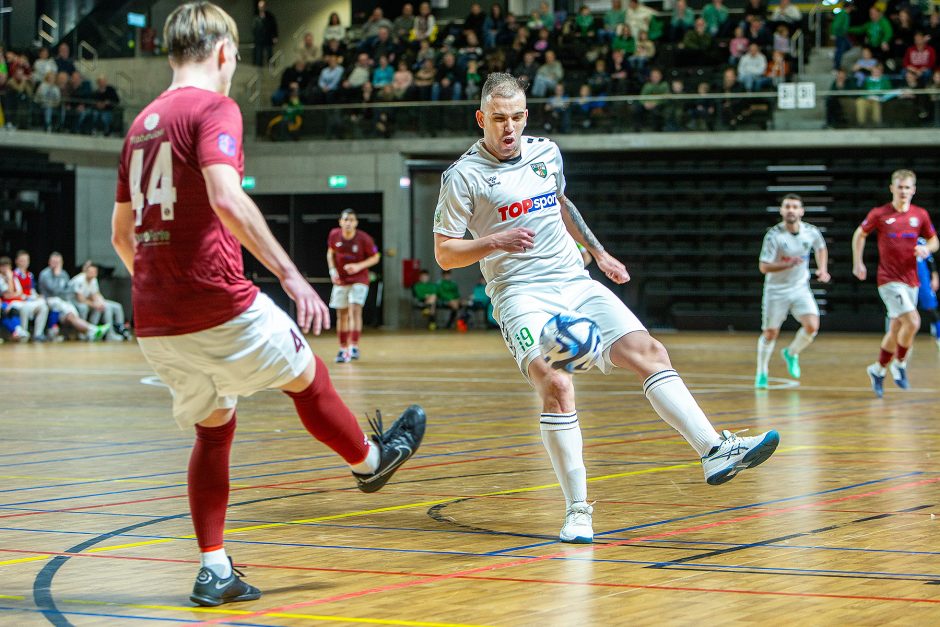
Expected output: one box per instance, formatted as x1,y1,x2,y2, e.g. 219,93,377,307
755,194,830,389
433,73,780,544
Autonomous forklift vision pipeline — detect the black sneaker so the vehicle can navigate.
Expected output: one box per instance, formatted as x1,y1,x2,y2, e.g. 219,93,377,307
352,405,426,493
190,558,261,607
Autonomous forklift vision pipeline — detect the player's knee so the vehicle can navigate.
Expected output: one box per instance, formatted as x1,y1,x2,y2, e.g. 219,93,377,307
763,328,779,341
803,322,819,336
541,371,574,406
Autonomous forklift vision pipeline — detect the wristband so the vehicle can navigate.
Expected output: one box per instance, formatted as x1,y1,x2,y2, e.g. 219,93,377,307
329,268,338,279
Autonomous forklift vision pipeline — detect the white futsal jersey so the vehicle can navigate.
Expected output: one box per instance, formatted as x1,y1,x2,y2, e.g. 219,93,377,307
433,136,587,297
759,222,826,293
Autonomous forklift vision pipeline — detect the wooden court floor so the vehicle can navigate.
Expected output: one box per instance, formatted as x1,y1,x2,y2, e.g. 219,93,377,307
0,330,938,626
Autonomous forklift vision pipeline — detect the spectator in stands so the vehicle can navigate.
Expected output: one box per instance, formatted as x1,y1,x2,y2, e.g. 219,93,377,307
0,255,48,341
414,58,437,100
465,59,483,101
852,46,878,86
432,52,462,101
393,4,416,44
665,78,688,131
739,43,769,91
681,18,713,63
69,260,127,340
613,23,637,56
544,82,572,132
631,30,656,77
323,12,346,54
464,3,486,42
3,66,32,129
361,7,393,47
64,70,92,133
671,0,696,43
690,81,716,130
635,67,669,131
54,43,75,76
904,32,935,85
413,269,438,329
342,53,373,102
729,26,750,65
855,62,891,127
626,0,655,40
718,67,745,129
927,12,940,59
602,0,627,44
411,2,438,47
498,12,520,46
770,0,802,31
608,48,632,94
773,24,791,55
297,32,318,67
34,71,60,132
931,70,940,127
897,68,931,124
889,9,916,62
574,83,606,129
744,0,768,25
826,69,850,128
831,2,853,71
437,270,462,329
535,2,557,32
765,49,790,87
252,0,278,66
321,34,347,62
746,16,772,48
414,39,437,70
589,58,612,96
850,7,892,58
266,82,304,140
574,5,598,42
367,26,401,65
532,49,564,97
273,58,311,105
484,3,506,49
372,55,394,96
392,59,415,100
514,50,541,89
457,29,484,74
465,276,495,328
91,74,119,136
533,27,554,56
37,251,108,341
32,47,56,85
703,0,731,37
313,54,343,103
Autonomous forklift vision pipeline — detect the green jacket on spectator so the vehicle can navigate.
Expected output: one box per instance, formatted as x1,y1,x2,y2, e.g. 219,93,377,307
612,33,636,55
849,17,893,48
702,4,729,35
437,278,460,302
862,74,892,91
413,280,436,301
830,10,850,37
604,8,626,30
682,29,712,51
641,80,670,106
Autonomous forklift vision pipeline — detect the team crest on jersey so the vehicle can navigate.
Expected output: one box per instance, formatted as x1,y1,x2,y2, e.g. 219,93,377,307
434,207,443,225
886,217,896,225
530,162,547,178
144,113,160,131
910,217,920,227
484,175,500,187
218,133,237,157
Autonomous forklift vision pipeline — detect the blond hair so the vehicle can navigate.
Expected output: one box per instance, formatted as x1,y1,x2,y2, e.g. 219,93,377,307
164,2,239,63
890,169,916,185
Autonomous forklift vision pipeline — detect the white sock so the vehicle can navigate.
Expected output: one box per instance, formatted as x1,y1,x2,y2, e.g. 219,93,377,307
540,412,587,507
756,335,776,375
787,328,816,355
349,440,380,474
870,362,887,376
201,547,231,578
644,370,721,457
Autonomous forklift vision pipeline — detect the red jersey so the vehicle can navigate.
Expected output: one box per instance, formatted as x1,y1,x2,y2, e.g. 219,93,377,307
328,228,378,285
13,269,34,296
115,87,258,337
860,203,936,287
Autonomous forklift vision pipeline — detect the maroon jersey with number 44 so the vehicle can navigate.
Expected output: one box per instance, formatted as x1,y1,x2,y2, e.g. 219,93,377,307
115,87,258,337
859,203,936,287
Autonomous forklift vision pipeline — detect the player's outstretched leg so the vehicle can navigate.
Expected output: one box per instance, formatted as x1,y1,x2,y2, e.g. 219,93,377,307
285,355,426,493
612,332,780,485
781,318,819,380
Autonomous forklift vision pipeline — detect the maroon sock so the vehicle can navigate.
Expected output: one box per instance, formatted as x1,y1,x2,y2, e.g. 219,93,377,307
878,348,893,367
188,415,236,551
339,331,349,347
350,330,361,344
285,355,369,464
896,345,909,361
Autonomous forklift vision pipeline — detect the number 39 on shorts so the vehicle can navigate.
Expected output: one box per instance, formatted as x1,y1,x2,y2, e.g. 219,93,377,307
129,142,177,225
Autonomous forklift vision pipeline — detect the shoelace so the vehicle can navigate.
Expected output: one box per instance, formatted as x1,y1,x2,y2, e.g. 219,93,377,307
232,564,248,579
366,409,387,444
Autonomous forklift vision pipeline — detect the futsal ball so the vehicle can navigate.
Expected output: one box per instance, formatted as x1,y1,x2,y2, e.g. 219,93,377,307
540,312,604,373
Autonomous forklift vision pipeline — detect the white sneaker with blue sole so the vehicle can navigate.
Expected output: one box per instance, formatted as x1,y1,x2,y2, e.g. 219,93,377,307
559,501,594,543
702,429,780,486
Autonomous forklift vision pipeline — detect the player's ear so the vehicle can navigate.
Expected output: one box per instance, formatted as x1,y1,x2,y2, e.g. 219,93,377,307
216,39,227,68
475,110,484,129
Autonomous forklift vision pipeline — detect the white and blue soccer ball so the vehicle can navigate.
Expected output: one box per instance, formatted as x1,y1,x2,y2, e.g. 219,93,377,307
540,312,604,373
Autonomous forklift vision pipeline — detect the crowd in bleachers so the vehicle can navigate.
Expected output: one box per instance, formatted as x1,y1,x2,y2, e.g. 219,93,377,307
0,249,129,344
0,42,122,135
262,0,940,139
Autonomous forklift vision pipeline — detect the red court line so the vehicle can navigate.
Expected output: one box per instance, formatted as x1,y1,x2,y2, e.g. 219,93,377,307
193,475,940,625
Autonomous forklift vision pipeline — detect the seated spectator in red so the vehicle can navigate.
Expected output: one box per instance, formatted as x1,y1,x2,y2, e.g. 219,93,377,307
904,33,935,85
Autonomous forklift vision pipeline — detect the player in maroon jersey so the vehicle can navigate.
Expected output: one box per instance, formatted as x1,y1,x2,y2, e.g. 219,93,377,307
327,209,381,362
110,2,425,607
852,169,939,397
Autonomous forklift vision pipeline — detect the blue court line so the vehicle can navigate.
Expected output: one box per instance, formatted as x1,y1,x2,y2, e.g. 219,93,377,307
488,471,925,554
0,606,276,626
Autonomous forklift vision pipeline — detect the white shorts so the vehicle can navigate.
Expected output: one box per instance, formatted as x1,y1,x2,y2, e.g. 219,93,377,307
878,282,919,319
761,286,820,330
137,292,312,429
329,283,369,309
46,296,79,318
492,276,645,378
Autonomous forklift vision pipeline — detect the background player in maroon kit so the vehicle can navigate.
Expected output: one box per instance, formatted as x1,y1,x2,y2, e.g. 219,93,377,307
852,169,939,397
110,2,425,607
327,208,380,362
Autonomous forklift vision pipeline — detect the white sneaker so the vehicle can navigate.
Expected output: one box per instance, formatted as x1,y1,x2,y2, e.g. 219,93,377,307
559,501,594,544
11,326,30,342
702,429,780,486
888,360,909,389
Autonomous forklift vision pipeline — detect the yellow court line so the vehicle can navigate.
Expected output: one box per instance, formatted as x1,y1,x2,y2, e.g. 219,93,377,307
0,456,767,567
63,598,491,626
0,594,25,600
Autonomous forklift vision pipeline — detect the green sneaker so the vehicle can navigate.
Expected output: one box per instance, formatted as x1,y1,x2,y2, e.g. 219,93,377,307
754,372,768,389
781,348,800,379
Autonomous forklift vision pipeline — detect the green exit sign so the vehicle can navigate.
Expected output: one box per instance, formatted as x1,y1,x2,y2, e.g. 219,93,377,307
241,176,256,190
328,175,348,188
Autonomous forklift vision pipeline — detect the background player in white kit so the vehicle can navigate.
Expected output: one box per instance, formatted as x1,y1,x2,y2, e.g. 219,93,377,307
755,194,830,389
433,73,780,544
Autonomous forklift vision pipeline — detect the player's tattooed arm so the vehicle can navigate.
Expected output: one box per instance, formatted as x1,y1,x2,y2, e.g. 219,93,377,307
558,194,630,284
